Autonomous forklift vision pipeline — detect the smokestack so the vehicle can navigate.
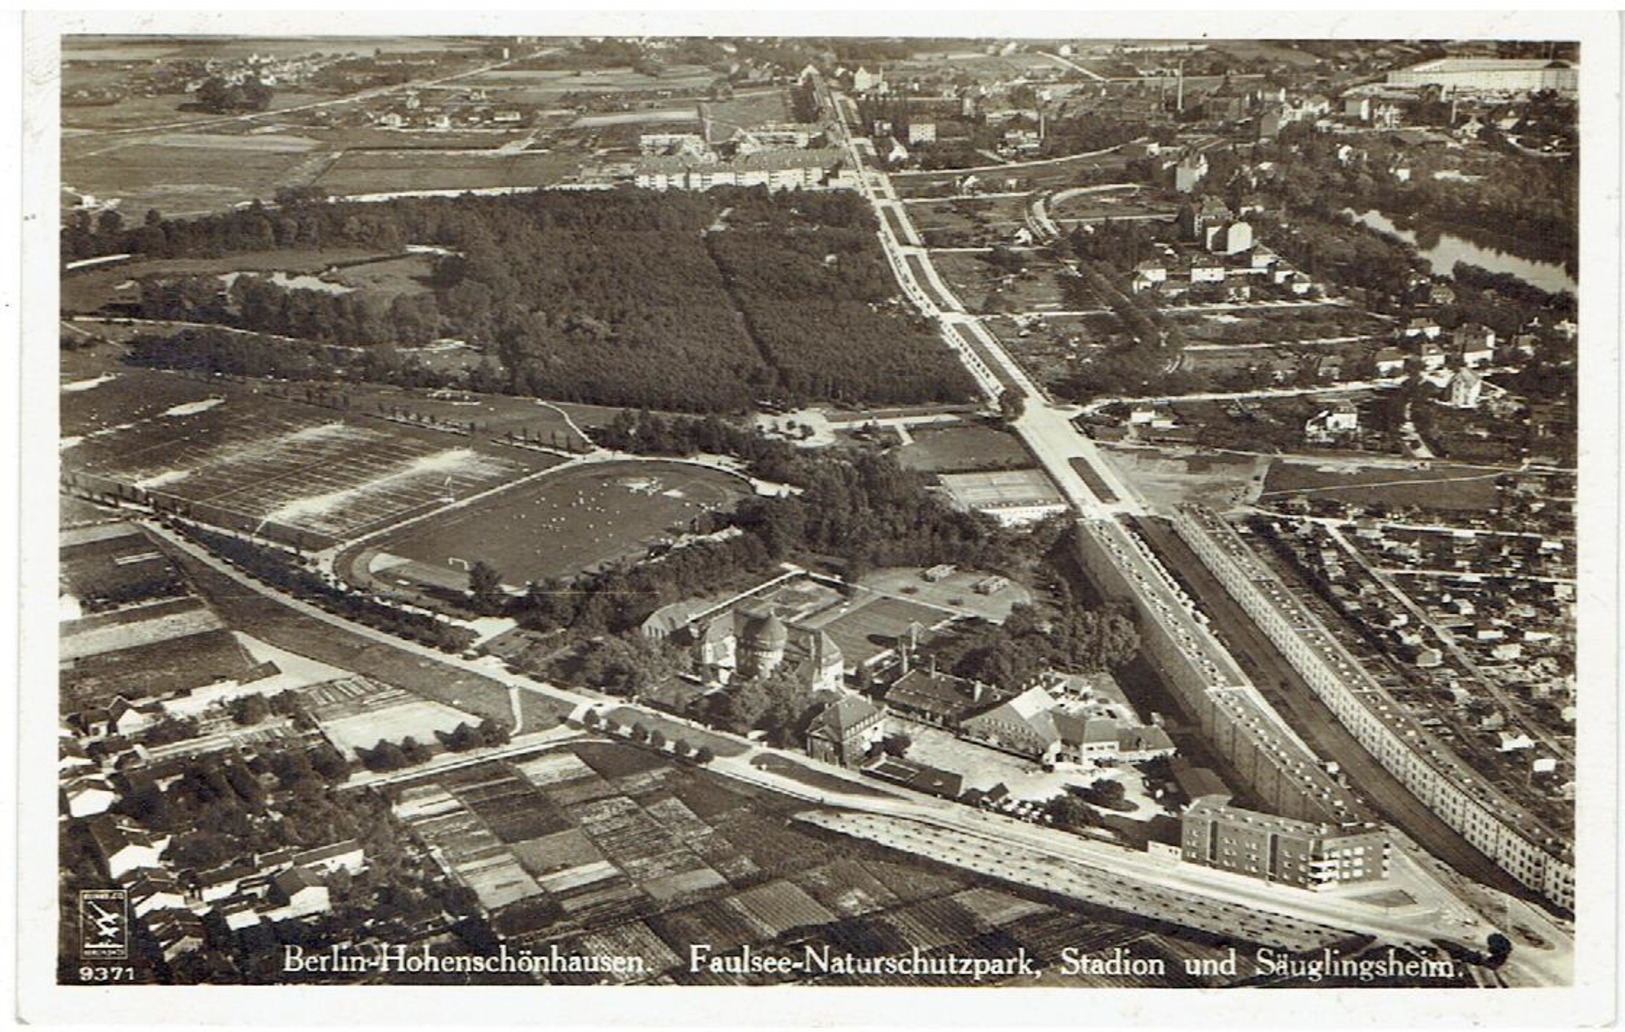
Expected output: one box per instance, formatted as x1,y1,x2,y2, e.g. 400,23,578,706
1176,59,1184,114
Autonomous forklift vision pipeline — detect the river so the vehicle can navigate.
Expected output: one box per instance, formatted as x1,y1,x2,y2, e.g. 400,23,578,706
1348,209,1576,296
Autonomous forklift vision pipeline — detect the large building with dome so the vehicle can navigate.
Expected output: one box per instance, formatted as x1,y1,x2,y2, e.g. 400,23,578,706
684,603,845,693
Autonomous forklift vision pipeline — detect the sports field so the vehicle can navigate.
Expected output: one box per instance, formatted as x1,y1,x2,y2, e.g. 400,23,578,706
375,460,751,586
938,468,1065,509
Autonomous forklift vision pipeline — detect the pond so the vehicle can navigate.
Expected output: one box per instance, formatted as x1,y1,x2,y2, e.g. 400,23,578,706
1348,208,1576,296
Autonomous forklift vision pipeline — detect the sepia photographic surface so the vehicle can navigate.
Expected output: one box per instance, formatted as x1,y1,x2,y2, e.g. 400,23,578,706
20,10,1621,1027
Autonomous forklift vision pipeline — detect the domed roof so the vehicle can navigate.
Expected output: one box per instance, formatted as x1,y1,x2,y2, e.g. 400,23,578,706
738,609,789,650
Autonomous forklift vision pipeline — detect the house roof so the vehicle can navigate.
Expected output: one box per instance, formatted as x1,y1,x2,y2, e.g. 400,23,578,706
962,685,1061,744
811,694,881,740
274,867,324,895
882,669,983,719
737,607,789,650
293,840,362,866
1174,765,1232,801
1117,725,1174,753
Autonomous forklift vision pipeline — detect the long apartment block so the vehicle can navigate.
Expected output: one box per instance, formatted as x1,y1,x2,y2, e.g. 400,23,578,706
1171,504,1573,911
1073,517,1372,828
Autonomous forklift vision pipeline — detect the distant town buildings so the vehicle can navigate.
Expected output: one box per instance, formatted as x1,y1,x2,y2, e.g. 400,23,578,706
634,149,856,192
1386,57,1578,95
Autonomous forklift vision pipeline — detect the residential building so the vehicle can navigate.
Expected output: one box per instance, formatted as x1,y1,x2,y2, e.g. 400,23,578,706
1374,347,1407,376
1174,152,1208,193
1178,196,1232,240
1402,317,1442,340
86,815,169,881
293,840,367,877
1453,323,1496,367
1205,220,1253,256
1171,506,1575,910
1448,367,1484,409
123,869,186,918
63,774,117,818
1188,257,1226,285
805,694,885,768
1419,340,1447,371
1305,401,1360,443
271,868,333,920
146,909,205,962
1181,799,1391,888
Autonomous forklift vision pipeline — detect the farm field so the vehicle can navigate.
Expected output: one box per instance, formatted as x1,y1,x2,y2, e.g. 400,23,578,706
908,197,1031,249
375,460,752,586
1167,305,1392,346
386,743,1247,986
65,131,332,215
1259,459,1504,512
1050,191,1175,221
312,148,586,196
62,627,259,712
63,368,553,546
895,422,1033,473
60,89,336,134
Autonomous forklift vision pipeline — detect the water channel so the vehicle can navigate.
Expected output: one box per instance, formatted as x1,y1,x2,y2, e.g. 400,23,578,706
1348,208,1576,296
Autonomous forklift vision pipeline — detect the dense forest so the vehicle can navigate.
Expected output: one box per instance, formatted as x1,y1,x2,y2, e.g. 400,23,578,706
70,187,975,413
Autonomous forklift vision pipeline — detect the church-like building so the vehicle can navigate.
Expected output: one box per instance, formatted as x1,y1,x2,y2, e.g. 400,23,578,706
684,603,844,694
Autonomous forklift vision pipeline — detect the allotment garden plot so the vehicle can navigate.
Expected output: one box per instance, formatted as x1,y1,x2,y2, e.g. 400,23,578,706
373,460,751,587
387,743,1236,986
62,370,551,546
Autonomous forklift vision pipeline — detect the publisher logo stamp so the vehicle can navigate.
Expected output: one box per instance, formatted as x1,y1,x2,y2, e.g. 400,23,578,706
80,889,129,960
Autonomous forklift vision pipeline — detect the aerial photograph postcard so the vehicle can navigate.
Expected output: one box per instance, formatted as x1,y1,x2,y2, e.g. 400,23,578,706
19,10,1620,1027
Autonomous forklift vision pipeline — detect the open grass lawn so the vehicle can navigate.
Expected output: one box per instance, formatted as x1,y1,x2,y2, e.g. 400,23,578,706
61,247,385,313
328,253,436,300
1260,459,1503,512
380,460,750,584
343,384,589,449
312,149,585,196
702,89,790,128
896,422,1032,473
